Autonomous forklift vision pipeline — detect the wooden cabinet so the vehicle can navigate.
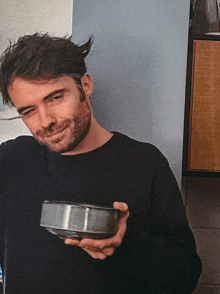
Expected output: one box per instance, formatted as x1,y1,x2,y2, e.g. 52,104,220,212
183,35,220,176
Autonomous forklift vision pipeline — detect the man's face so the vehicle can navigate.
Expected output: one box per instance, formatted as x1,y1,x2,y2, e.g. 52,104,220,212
8,75,93,154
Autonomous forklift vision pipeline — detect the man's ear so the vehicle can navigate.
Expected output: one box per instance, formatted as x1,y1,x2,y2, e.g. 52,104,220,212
81,73,93,97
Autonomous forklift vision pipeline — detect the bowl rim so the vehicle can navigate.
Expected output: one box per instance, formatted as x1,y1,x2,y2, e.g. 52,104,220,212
43,200,119,211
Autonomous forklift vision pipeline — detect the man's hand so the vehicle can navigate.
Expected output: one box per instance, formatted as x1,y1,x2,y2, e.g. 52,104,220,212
65,202,129,260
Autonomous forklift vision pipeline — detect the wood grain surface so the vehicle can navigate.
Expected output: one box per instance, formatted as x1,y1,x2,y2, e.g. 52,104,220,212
189,39,220,171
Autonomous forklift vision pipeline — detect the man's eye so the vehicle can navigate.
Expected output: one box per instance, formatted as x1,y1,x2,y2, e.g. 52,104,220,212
22,109,35,116
52,95,63,101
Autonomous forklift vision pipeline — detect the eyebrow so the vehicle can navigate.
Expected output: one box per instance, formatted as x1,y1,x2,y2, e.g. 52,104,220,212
17,88,66,115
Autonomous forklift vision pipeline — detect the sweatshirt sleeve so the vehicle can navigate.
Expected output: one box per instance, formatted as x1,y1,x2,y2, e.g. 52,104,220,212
108,148,202,294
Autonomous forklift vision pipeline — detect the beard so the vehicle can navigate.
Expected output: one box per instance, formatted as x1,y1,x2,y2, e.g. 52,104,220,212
33,100,91,154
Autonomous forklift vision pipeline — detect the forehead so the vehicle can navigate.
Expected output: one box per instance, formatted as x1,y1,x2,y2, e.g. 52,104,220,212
8,75,77,107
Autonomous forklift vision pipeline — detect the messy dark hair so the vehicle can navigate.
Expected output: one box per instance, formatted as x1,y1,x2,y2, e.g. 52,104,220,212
0,32,93,107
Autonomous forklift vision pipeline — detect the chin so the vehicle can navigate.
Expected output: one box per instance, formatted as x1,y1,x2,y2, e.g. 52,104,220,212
36,134,84,154
45,140,77,154
34,114,91,154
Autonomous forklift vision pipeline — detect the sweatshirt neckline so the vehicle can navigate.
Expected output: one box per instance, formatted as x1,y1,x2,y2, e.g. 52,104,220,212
48,132,121,161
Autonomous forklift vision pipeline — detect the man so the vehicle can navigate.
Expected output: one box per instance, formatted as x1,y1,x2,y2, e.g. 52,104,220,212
0,33,201,294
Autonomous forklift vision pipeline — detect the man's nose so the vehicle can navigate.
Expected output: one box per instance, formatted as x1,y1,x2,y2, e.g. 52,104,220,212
38,107,56,129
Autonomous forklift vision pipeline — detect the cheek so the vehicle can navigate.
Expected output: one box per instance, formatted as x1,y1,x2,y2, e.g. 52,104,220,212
57,103,80,119
58,109,73,119
22,118,39,133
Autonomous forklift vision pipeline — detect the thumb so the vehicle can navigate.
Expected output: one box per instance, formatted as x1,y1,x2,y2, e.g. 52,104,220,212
113,201,129,212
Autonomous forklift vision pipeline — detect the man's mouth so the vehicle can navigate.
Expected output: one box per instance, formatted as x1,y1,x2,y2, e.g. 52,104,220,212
45,126,68,138
37,125,68,140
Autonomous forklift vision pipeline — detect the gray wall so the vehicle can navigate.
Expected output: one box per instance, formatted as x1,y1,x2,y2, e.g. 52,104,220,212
72,0,190,185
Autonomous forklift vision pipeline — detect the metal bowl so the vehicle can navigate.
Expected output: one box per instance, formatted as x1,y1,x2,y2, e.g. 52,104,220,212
40,201,120,240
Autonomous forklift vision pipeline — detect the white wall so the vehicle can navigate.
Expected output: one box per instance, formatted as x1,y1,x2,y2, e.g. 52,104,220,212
0,0,73,143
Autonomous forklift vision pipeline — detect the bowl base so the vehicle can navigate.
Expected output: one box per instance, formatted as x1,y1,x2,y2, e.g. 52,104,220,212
45,227,115,240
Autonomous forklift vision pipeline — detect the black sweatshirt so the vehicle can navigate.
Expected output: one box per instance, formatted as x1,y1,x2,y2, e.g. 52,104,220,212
0,132,202,293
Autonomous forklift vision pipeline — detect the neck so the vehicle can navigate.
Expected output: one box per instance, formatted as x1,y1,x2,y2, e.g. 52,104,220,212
62,117,113,155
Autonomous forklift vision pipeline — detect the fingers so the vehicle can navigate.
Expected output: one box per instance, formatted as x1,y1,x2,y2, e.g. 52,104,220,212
80,237,116,249
83,248,108,260
113,201,129,242
64,238,115,259
82,245,115,260
65,238,80,245
103,247,115,256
